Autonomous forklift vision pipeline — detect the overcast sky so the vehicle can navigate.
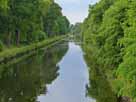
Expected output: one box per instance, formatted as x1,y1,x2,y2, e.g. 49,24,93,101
55,0,99,24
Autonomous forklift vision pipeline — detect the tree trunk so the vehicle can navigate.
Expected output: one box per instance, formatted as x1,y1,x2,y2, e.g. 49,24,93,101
15,29,20,46
7,31,11,47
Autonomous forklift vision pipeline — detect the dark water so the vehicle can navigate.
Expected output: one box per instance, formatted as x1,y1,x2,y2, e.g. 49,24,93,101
0,42,117,102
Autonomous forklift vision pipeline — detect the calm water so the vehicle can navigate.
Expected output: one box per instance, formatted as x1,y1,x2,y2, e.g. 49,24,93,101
37,42,95,102
0,42,117,102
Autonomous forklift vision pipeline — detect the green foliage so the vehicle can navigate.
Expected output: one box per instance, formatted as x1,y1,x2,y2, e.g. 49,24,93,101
0,40,3,51
82,0,136,101
43,2,70,36
0,0,8,10
33,30,47,42
0,35,66,62
70,23,82,41
0,0,69,47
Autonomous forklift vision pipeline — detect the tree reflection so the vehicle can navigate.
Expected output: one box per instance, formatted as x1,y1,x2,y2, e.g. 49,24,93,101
83,45,117,102
0,43,68,102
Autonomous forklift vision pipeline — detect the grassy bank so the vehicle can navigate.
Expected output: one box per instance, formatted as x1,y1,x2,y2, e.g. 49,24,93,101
0,35,67,64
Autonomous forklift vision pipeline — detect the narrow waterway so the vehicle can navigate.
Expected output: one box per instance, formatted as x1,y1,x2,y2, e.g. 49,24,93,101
37,42,95,102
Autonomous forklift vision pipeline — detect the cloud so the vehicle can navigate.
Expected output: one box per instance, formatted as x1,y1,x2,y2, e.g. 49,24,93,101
55,0,99,24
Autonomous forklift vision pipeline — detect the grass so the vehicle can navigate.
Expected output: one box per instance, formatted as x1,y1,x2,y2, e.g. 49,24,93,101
0,35,67,63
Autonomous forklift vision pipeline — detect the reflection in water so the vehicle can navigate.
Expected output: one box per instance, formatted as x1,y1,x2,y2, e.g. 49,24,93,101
0,41,116,102
0,43,68,102
83,45,117,102
38,42,94,102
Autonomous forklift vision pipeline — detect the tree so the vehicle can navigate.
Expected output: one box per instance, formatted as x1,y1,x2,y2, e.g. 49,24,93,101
0,0,69,47
82,0,136,101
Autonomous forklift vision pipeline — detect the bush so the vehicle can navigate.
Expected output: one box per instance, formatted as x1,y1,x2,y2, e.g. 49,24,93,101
34,30,47,42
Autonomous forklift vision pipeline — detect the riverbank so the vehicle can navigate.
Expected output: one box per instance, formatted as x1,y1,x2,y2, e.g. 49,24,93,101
0,35,67,65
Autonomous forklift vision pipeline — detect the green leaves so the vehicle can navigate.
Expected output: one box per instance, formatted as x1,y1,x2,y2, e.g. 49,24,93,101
0,0,8,10
82,0,136,101
0,40,3,51
43,2,69,36
0,0,69,46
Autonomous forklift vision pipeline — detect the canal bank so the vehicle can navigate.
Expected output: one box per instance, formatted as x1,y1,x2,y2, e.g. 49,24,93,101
0,35,67,66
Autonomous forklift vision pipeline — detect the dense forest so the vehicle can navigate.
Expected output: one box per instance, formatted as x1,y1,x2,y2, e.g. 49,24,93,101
82,0,136,101
0,0,69,51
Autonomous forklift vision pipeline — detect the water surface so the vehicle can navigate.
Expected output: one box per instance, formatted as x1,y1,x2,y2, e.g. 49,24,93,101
0,41,117,102
37,42,95,102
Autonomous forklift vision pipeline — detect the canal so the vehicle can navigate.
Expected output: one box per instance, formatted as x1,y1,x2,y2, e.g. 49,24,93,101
37,42,94,102
0,41,117,102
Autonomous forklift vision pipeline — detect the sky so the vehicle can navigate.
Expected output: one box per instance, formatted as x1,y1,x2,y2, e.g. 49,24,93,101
55,0,99,24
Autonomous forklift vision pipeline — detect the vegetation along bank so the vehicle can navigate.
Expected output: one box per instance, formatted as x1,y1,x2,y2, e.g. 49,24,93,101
81,0,136,102
0,0,70,64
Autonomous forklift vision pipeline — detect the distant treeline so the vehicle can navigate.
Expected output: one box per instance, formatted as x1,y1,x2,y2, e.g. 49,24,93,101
82,0,136,101
0,0,70,50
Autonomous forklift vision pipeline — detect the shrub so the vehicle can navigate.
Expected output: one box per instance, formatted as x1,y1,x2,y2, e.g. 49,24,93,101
34,30,47,42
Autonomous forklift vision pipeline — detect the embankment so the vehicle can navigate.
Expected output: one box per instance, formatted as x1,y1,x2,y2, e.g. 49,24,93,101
0,35,67,67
